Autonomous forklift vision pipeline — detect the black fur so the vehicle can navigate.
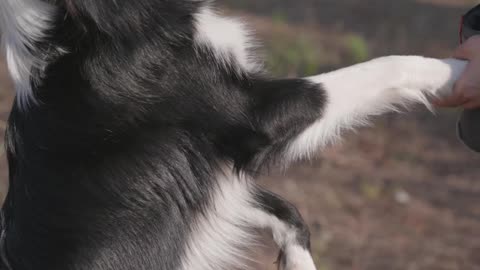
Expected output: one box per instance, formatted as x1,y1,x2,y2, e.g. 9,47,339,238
254,188,311,250
254,187,312,270
1,1,326,269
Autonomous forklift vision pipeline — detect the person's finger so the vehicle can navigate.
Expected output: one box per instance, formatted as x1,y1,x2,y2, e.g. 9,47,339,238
437,56,480,108
454,59,480,102
453,36,480,60
454,43,471,60
433,90,468,107
434,79,469,107
434,95,468,107
462,85,480,100
436,36,480,108
463,100,480,110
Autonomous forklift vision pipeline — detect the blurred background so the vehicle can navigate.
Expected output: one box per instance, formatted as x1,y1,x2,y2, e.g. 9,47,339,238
1,0,480,269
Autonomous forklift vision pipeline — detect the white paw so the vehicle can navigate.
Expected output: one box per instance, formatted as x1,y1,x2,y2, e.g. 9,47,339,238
432,58,467,98
278,246,317,270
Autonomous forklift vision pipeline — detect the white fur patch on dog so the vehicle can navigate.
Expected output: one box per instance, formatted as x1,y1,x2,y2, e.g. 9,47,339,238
250,208,316,270
279,245,317,270
180,170,257,270
287,56,467,161
194,7,259,73
249,207,317,270
0,0,56,108
249,206,298,250
180,169,317,270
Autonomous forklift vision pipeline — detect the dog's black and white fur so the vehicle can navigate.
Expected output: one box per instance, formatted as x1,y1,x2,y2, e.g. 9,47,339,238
0,0,467,269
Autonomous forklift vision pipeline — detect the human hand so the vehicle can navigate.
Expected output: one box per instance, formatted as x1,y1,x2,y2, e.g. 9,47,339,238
435,36,480,109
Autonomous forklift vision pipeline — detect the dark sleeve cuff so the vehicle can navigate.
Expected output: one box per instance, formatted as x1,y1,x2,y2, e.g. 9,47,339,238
458,109,480,152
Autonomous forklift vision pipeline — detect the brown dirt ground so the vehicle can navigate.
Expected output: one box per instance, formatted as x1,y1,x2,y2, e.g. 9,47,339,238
0,1,479,269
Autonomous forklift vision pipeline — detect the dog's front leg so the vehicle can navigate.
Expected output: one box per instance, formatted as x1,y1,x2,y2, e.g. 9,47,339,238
285,56,467,161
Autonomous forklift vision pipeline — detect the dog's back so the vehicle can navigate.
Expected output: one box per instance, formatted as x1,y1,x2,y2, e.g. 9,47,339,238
0,1,466,270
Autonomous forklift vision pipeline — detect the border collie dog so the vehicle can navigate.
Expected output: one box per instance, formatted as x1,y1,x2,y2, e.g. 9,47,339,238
0,0,466,269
